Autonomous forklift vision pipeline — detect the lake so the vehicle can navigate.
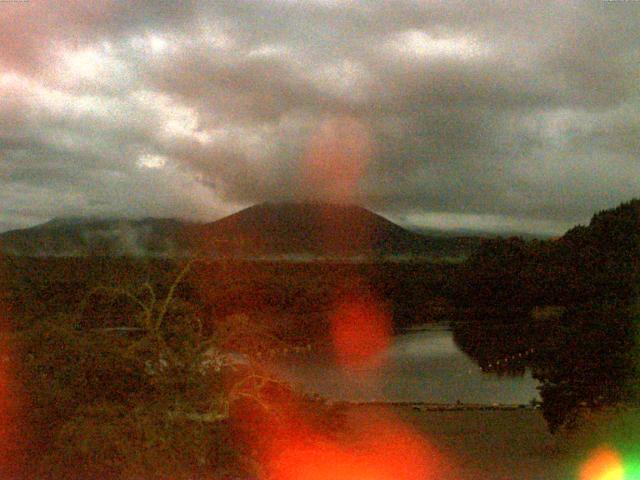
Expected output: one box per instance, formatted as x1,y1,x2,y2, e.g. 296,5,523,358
273,325,541,404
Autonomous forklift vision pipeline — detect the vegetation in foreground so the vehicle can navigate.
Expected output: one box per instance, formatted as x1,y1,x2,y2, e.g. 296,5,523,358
1,199,638,477
3,261,342,479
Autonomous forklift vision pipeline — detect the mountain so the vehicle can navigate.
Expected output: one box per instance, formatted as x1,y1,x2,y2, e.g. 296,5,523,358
0,203,483,258
197,202,482,258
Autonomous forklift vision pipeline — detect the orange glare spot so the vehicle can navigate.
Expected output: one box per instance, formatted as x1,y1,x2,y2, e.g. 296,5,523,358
0,353,15,471
265,409,445,480
0,270,25,477
329,293,391,371
304,116,372,203
580,446,624,480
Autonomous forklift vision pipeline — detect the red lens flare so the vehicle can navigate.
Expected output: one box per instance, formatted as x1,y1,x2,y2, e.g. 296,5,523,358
0,254,24,477
0,342,21,473
303,116,372,204
329,291,392,372
262,407,447,480
580,446,624,480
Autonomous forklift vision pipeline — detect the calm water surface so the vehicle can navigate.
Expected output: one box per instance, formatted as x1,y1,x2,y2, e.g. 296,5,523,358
274,325,540,404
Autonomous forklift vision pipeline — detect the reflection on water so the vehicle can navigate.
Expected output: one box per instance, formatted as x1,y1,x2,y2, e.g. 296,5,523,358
274,326,540,404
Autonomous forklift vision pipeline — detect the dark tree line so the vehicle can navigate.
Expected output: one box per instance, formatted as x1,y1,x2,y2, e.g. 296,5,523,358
451,199,640,431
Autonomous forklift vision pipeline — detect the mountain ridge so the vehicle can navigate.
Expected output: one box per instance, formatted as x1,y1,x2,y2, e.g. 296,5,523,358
0,203,483,258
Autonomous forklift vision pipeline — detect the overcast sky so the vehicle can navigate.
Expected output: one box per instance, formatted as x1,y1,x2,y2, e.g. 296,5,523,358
1,1,639,235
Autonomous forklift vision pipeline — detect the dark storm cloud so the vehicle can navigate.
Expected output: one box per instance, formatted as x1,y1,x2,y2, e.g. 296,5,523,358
1,0,639,234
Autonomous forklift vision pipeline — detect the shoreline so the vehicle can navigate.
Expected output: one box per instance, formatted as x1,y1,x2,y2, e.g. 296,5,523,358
331,400,538,411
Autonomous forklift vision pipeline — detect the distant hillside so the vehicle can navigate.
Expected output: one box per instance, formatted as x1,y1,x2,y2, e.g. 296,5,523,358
0,203,483,259
412,226,555,241
0,217,196,257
